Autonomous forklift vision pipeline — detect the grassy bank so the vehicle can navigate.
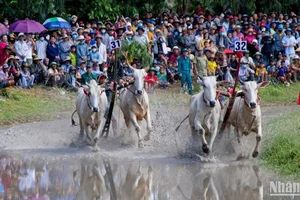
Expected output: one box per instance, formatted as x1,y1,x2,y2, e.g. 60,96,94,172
259,83,300,105
261,110,300,179
0,87,75,126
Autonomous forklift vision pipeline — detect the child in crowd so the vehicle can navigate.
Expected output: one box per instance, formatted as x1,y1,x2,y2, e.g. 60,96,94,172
256,61,268,82
267,59,277,78
277,60,292,86
144,67,158,92
157,67,168,89
207,56,218,76
123,65,133,77
69,45,77,66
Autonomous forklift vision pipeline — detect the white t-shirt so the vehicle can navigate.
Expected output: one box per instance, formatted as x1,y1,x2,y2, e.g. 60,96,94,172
26,41,33,59
36,40,48,60
282,35,297,55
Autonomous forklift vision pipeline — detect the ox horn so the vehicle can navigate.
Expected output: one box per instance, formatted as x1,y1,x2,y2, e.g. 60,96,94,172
144,66,150,72
239,79,245,85
198,75,203,80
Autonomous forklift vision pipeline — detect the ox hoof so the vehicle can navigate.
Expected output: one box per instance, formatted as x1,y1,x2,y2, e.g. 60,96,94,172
92,145,100,152
138,141,144,148
252,151,259,158
94,136,99,144
202,144,210,154
144,134,150,141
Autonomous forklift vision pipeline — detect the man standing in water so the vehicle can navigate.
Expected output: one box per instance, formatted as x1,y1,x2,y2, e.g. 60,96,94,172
178,48,193,95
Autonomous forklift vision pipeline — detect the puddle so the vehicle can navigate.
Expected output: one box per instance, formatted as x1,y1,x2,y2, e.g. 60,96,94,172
0,151,295,200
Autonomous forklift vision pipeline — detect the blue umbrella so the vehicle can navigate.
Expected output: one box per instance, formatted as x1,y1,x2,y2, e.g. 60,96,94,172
43,17,71,29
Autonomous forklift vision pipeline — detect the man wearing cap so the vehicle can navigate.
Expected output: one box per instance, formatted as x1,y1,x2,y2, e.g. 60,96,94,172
89,45,101,64
273,24,285,57
239,59,255,82
95,35,107,71
185,27,196,53
59,34,72,61
20,62,35,88
46,36,59,64
99,25,110,48
63,66,79,91
240,50,255,69
153,29,168,56
62,56,72,74
178,48,193,95
290,55,300,82
0,64,14,88
76,35,89,66
261,31,275,62
282,28,297,61
32,55,48,84
193,47,208,77
81,64,97,85
78,61,87,75
133,26,149,47
70,15,79,27
14,33,29,63
47,62,60,87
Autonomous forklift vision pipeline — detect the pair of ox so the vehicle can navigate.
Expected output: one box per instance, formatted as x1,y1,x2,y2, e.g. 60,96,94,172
73,64,152,150
188,76,268,158
73,162,153,200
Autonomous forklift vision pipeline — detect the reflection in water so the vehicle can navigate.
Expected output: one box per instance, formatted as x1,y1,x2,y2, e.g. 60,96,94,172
0,154,267,200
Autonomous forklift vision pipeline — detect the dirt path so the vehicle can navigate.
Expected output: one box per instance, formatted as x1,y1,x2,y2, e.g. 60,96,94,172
1,93,299,199
0,90,298,160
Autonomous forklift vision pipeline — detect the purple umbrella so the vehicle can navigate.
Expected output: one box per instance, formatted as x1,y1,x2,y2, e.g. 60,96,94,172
0,23,8,35
9,19,46,33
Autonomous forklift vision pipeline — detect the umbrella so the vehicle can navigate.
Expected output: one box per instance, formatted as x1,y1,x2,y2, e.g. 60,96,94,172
9,19,46,33
43,17,71,29
0,23,8,35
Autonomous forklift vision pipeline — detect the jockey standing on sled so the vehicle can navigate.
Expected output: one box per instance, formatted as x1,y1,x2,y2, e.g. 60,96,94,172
105,50,124,103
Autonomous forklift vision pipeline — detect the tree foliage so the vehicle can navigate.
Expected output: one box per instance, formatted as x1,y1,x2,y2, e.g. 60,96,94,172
119,41,152,67
0,0,299,23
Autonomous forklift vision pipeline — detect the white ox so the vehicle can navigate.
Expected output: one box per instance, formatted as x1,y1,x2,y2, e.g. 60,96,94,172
189,76,222,155
74,163,110,200
119,65,152,148
74,80,107,151
225,81,268,158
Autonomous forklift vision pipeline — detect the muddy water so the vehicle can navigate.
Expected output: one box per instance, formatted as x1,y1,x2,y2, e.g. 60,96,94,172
0,89,299,200
0,150,291,200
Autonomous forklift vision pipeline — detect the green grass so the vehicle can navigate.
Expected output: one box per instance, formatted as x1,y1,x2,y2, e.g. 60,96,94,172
261,110,300,179
259,83,300,105
0,87,75,126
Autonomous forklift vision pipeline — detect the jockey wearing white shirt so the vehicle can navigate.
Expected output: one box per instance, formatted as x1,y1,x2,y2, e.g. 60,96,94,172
14,33,28,63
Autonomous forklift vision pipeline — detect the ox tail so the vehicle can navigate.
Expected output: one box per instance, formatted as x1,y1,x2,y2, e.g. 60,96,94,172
175,114,189,132
71,110,78,126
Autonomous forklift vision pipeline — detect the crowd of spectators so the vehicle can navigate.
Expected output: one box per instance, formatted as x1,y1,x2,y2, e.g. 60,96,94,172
1,8,300,94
